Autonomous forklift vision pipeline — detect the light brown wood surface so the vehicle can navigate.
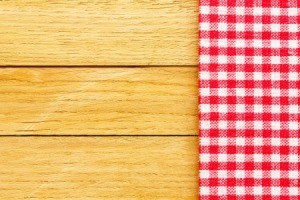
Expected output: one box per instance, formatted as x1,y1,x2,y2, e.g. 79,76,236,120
0,0,198,66
0,137,198,199
0,67,197,135
0,0,199,199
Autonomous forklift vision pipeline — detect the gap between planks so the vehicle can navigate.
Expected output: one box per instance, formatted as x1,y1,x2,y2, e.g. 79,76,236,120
0,65,197,68
0,135,197,137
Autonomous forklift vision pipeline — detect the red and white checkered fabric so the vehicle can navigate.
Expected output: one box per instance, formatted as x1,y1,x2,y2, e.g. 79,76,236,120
199,0,300,199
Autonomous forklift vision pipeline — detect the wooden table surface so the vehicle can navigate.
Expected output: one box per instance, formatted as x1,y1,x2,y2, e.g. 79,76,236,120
0,1,198,199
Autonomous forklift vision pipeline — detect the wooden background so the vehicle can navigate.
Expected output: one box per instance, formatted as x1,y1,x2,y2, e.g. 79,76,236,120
0,0,198,199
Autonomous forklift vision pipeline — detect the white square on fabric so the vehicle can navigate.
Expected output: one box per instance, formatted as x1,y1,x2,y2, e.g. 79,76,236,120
218,170,227,178
218,137,228,146
236,7,245,15
218,154,228,162
200,39,210,47
254,154,263,162
218,23,228,31
253,72,263,80
253,186,263,195
218,104,228,113
289,56,298,65
253,121,263,130
271,187,281,196
253,170,263,179
201,154,211,162
271,138,281,146
218,71,227,80
253,7,263,15
218,6,227,15
200,22,210,31
201,104,210,113
288,8,298,16
236,137,245,146
236,187,245,196
236,23,245,31
254,89,263,96
236,88,245,96
253,39,263,48
218,55,227,64
218,186,227,196
289,187,299,196
271,89,281,97
271,154,281,162
201,121,210,130
236,154,245,162
236,39,246,48
288,40,298,48
219,120,228,129
201,187,210,195
271,105,281,113
218,88,228,96
271,122,281,130
271,170,281,179
218,39,228,47
254,138,263,146
201,138,210,146
271,24,281,32
200,6,210,15
254,105,263,113
289,154,299,163
253,24,263,32
200,170,210,179
289,105,298,114
289,138,299,146
200,55,210,64
236,121,245,129
271,40,281,48
201,71,210,80
201,88,210,96
271,8,280,16
289,24,298,32
236,104,245,113
254,56,263,64
289,72,298,80
271,57,281,65
289,171,299,179
289,89,298,97
289,122,299,130
271,72,281,80
236,72,245,80
235,170,245,179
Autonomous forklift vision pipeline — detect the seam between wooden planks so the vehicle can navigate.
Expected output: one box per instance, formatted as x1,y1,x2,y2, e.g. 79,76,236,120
0,134,198,137
0,65,197,68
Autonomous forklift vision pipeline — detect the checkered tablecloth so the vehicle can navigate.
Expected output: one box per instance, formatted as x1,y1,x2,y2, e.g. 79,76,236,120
199,0,299,199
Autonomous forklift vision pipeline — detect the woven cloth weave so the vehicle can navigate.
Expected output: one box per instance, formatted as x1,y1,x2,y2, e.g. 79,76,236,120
199,0,299,199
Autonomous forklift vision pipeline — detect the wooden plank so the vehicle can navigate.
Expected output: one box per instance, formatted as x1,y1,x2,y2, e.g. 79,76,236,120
0,67,198,135
0,0,198,66
0,136,198,199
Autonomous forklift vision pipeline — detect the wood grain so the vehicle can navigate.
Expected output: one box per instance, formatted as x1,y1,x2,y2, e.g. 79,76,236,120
0,67,198,135
0,136,198,199
0,0,198,66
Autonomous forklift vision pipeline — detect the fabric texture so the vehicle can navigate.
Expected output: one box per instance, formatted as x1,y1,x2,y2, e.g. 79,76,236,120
199,0,299,199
